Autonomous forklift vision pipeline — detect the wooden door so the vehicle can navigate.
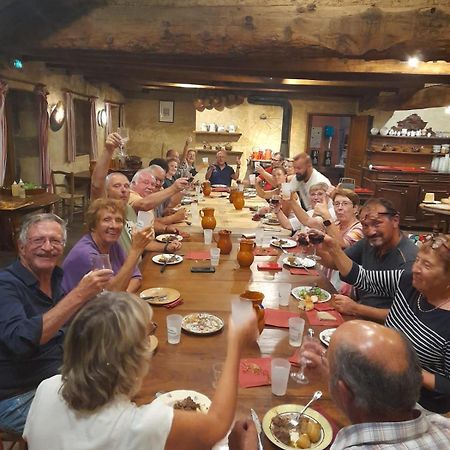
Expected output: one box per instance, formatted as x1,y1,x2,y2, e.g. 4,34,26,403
345,115,372,186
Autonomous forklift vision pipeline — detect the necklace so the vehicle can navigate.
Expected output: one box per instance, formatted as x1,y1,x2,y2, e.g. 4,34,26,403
416,293,450,313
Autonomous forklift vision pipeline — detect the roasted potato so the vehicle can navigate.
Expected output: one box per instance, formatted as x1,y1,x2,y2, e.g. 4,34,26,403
307,421,321,443
296,433,311,449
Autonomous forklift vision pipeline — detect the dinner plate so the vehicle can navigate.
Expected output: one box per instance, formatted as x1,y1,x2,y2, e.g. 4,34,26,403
149,335,158,353
262,218,280,226
152,390,211,414
270,238,297,249
155,233,183,243
319,328,336,347
181,313,224,335
139,287,181,305
291,286,331,303
181,197,194,205
282,256,316,268
152,254,184,265
211,184,228,188
263,404,333,450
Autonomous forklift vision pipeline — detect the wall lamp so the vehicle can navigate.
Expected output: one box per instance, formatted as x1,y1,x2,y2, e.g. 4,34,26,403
49,101,66,132
97,108,107,127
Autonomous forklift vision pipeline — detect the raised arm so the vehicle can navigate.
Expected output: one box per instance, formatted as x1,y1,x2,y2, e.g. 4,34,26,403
256,165,275,186
289,195,323,229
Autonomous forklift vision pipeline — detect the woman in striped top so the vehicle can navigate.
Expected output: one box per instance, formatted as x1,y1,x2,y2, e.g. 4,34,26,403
317,233,450,414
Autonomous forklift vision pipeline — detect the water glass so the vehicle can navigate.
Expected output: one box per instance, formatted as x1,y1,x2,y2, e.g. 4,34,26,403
255,228,264,247
210,247,220,266
166,314,183,344
204,229,213,245
117,127,129,147
271,358,291,396
288,317,305,347
281,182,292,200
231,299,255,327
249,174,256,185
278,283,291,307
202,157,209,165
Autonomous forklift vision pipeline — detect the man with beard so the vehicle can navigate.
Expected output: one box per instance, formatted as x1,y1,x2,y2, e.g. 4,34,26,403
289,153,332,210
318,198,418,322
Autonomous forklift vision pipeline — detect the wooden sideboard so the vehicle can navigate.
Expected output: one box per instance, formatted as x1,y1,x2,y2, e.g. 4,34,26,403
362,168,450,230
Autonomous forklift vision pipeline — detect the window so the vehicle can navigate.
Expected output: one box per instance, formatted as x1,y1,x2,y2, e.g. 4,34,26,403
74,98,91,156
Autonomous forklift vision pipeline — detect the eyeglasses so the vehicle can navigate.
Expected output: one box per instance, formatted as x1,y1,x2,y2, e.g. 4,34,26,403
333,201,353,208
360,212,397,228
28,237,64,248
424,235,450,252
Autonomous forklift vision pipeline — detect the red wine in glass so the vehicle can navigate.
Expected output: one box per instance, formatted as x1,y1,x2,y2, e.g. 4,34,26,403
297,233,309,247
270,197,280,206
308,231,325,245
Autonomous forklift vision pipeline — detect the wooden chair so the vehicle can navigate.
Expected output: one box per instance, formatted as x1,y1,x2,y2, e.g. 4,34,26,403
0,430,27,450
51,170,86,223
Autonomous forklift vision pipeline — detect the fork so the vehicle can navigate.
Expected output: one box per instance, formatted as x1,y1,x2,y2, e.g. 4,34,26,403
288,390,322,428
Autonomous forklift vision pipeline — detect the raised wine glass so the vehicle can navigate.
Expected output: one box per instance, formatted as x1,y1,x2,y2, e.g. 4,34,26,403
117,127,129,156
91,254,112,293
291,328,315,384
306,229,324,261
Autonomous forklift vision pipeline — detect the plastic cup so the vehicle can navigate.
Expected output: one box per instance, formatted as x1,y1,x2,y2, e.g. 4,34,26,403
204,229,213,245
212,362,224,388
288,317,305,347
202,157,209,165
231,299,255,327
249,174,256,185
271,358,291,396
281,182,292,200
210,247,220,266
166,314,183,344
255,228,264,247
278,283,292,307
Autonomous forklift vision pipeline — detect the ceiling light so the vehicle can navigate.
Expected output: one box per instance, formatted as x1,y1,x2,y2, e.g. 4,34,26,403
407,56,420,68
445,106,450,115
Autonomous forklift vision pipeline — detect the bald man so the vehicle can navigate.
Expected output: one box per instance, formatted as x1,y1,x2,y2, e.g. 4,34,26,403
289,153,332,210
229,320,450,450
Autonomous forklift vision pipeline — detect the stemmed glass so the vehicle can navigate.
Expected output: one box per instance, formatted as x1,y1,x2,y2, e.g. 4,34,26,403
117,127,129,156
306,230,324,261
291,328,315,384
92,254,112,293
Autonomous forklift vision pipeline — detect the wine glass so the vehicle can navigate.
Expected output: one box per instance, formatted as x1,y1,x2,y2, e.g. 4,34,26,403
306,230,324,261
291,328,315,384
117,127,129,156
92,254,112,293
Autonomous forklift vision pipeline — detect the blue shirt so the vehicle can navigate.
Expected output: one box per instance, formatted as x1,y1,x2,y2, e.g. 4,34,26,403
209,163,235,187
0,260,65,400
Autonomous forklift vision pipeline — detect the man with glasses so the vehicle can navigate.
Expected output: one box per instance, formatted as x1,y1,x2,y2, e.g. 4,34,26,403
255,152,284,190
318,198,418,322
0,214,111,434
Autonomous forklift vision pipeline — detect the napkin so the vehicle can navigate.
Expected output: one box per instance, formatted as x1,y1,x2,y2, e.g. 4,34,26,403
239,357,271,388
254,246,278,256
264,309,299,328
185,251,211,260
164,298,184,309
257,262,282,271
306,309,344,326
289,268,320,276
314,303,335,312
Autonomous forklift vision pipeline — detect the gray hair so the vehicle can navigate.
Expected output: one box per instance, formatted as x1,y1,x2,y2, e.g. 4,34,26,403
105,172,129,189
18,213,67,246
131,168,155,185
148,164,166,176
330,334,422,416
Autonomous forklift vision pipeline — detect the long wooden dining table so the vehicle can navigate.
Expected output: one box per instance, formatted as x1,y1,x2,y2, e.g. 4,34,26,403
134,192,350,449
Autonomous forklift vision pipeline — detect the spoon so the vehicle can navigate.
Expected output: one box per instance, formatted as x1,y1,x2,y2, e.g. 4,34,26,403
288,390,322,428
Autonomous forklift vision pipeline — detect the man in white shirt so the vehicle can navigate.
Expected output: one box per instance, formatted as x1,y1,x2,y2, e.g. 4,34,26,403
289,153,332,210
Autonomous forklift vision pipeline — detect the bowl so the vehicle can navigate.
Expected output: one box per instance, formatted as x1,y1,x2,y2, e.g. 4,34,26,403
380,127,389,136
370,127,379,136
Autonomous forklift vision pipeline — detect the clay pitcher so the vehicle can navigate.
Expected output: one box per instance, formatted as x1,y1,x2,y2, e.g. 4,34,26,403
216,229,232,255
229,187,238,204
240,290,265,333
202,181,212,197
233,191,245,210
199,207,216,230
237,239,255,268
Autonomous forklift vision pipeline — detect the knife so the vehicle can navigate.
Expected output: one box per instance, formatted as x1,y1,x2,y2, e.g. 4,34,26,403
250,408,264,450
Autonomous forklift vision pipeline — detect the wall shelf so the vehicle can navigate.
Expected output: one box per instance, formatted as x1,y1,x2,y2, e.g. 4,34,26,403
367,150,436,156
193,131,242,138
370,135,450,141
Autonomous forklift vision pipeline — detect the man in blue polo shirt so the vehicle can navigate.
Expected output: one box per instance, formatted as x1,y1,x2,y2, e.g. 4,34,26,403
0,213,111,434
206,149,241,186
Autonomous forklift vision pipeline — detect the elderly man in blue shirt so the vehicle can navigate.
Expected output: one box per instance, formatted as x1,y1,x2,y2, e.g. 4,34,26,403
0,213,111,434
206,149,241,187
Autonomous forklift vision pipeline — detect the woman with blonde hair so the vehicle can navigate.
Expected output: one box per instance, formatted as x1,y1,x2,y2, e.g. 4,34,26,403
24,292,257,450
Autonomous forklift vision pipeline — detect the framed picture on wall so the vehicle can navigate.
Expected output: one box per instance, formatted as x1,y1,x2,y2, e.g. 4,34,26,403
159,100,174,123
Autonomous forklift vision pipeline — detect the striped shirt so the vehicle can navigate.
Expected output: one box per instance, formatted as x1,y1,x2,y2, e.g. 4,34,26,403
343,263,450,414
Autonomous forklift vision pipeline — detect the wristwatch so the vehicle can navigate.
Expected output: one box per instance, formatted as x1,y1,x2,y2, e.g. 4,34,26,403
323,219,332,227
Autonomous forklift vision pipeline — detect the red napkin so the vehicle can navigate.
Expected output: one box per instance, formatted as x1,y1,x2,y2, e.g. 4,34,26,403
254,246,278,256
289,268,320,276
314,303,335,311
264,309,299,328
164,298,184,309
306,309,344,326
185,251,211,260
239,357,271,388
257,262,282,271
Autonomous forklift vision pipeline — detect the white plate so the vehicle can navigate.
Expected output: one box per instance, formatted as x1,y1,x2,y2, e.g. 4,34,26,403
155,233,183,243
152,254,184,265
182,313,224,335
291,286,331,303
262,218,280,226
319,328,336,347
181,197,194,205
152,390,211,414
282,256,316,268
270,238,297,249
211,184,228,188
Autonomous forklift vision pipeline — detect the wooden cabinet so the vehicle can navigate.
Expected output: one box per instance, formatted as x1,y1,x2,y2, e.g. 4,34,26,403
362,168,450,229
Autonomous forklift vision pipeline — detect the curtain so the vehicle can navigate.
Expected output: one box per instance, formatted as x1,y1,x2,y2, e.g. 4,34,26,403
105,102,112,136
35,84,50,189
89,97,98,160
0,80,8,186
65,91,76,162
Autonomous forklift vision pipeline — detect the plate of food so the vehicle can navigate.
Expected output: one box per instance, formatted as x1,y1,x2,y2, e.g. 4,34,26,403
319,328,336,347
152,254,183,265
282,255,316,268
181,197,195,205
181,313,224,335
291,286,331,303
155,233,183,243
263,404,332,450
270,238,297,249
211,184,228,188
152,390,211,414
140,287,181,305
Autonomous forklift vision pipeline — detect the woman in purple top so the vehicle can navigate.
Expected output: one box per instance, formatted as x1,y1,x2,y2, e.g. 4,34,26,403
62,198,152,294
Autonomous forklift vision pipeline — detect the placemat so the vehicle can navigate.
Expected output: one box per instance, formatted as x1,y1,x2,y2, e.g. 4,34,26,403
264,309,299,328
239,357,271,388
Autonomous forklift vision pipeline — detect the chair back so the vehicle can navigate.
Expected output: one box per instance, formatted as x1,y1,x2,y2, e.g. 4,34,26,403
51,170,75,196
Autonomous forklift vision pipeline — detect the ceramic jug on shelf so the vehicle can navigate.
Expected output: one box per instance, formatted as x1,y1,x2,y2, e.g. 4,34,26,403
216,229,232,255
240,290,265,333
199,207,216,230
237,239,255,268
232,190,245,210
202,180,212,197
